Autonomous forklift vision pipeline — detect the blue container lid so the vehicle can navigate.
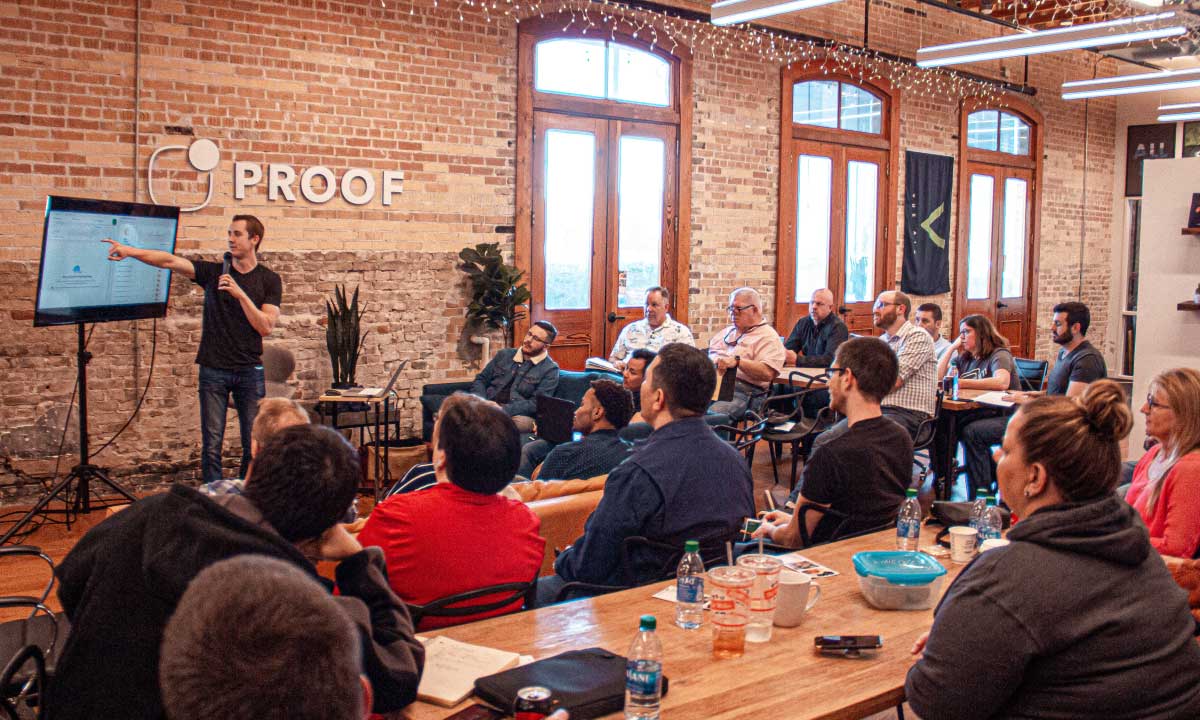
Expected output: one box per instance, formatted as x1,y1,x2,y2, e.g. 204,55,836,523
852,551,947,586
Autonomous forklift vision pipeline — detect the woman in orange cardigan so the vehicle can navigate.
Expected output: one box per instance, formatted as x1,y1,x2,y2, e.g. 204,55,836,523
1126,367,1200,559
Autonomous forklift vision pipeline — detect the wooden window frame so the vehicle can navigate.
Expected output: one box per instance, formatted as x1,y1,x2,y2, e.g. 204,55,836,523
775,65,900,336
514,20,693,346
954,96,1045,357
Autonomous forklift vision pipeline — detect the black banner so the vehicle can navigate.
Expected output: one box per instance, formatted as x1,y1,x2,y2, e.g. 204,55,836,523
901,151,953,296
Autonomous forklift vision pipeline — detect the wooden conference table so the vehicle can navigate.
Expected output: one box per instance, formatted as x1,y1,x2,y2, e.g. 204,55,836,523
934,388,1007,500
404,529,967,720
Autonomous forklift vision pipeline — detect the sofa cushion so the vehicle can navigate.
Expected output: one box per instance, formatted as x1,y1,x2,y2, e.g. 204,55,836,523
509,475,607,503
553,370,622,405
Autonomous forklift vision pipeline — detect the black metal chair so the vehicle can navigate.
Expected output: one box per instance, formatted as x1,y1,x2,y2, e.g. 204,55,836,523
714,413,768,473
912,390,945,488
758,373,833,491
0,546,64,720
405,578,538,628
1014,357,1048,392
552,529,737,603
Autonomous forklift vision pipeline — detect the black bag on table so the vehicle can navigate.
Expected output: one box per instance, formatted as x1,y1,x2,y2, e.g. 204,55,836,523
473,647,669,719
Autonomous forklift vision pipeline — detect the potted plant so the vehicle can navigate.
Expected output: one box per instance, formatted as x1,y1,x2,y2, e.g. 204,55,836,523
325,283,368,389
459,243,531,346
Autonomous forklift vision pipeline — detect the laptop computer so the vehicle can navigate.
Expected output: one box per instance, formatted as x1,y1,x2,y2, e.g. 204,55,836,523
536,394,578,444
352,359,409,398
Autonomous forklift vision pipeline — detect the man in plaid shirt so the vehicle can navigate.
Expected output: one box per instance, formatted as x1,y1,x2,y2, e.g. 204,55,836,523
873,290,937,439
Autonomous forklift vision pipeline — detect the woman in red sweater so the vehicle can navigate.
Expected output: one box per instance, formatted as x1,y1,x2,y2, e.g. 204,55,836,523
1126,367,1200,559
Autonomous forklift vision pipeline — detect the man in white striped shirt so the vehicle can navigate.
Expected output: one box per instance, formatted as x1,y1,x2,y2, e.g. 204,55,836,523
873,290,937,439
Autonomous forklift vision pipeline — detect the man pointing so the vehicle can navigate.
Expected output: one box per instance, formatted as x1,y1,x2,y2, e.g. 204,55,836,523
103,214,282,484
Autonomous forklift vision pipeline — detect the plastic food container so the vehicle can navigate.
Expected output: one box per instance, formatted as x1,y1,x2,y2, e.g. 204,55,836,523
851,551,948,610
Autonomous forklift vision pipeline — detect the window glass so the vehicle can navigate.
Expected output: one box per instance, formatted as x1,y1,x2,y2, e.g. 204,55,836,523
616,136,665,307
843,161,879,303
609,44,670,107
1001,177,1028,298
794,154,833,302
534,39,606,100
543,129,597,310
999,113,1030,155
792,81,839,128
840,84,882,134
535,39,670,107
967,110,999,151
966,174,994,300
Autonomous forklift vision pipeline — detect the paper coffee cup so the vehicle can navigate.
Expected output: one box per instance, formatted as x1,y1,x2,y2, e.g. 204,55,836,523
949,525,978,563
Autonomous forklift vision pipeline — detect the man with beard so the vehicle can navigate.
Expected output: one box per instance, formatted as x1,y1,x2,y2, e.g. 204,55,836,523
961,301,1108,493
872,290,938,439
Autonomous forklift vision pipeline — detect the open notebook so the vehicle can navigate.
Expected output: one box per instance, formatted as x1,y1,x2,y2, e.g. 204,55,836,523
416,636,523,707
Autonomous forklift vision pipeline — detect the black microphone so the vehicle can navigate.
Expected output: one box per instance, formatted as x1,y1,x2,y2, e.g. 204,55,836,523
221,251,232,277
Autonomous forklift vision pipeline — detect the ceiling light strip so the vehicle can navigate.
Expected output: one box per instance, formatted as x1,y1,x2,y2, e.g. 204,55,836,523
711,0,842,26
916,12,1189,67
1158,102,1200,122
1062,67,1200,99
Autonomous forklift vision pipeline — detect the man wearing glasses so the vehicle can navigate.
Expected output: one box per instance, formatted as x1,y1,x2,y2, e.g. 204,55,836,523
784,288,849,418
873,290,938,439
707,287,786,419
470,320,560,433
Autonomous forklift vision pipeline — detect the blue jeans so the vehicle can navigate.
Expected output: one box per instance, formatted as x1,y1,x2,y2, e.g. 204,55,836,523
198,365,264,484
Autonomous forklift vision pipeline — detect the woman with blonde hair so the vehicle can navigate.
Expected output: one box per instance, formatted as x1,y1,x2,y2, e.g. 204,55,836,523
1125,367,1200,558
907,380,1200,719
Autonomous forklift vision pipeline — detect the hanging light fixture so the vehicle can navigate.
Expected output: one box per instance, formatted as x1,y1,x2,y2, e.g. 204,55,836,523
710,0,842,27
916,12,1189,68
1062,67,1200,99
1158,102,1200,121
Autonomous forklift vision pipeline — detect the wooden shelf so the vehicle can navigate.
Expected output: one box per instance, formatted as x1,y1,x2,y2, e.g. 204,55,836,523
1179,301,1200,311
1184,228,1200,236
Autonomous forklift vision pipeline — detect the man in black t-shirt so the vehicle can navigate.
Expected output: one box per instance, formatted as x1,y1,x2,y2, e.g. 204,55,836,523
754,337,913,547
961,301,1108,494
103,214,282,484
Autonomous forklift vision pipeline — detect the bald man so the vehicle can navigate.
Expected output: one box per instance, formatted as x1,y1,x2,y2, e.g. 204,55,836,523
784,288,849,417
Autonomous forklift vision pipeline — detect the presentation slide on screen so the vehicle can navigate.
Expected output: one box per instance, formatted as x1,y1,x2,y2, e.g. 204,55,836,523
37,210,177,311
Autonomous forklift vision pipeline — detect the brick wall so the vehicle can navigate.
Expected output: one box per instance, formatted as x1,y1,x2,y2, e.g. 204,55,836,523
0,0,1119,501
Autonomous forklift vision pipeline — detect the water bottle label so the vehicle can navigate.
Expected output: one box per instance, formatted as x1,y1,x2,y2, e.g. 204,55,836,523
626,659,661,695
897,519,919,538
677,575,703,603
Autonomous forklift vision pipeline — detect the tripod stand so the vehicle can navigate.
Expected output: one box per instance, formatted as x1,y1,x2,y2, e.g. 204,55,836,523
1,323,138,545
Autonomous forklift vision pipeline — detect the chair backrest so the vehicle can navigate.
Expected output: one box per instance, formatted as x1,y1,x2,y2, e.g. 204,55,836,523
1014,357,1048,392
619,525,739,586
553,370,622,405
527,489,607,576
406,578,538,628
911,390,944,452
1,644,47,720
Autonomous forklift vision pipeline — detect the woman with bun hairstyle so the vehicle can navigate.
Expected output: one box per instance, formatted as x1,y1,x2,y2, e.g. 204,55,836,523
906,380,1200,720
1125,367,1200,558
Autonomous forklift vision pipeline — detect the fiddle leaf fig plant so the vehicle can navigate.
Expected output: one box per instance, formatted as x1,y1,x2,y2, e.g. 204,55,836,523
458,242,531,345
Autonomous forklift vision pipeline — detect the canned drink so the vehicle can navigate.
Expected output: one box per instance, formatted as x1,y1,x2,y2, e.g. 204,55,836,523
513,685,554,720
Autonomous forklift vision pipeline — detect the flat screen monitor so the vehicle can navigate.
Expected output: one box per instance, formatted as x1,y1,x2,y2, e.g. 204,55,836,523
34,196,181,327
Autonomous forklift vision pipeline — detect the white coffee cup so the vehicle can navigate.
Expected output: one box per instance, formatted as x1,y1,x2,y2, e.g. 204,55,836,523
773,570,821,627
949,525,978,563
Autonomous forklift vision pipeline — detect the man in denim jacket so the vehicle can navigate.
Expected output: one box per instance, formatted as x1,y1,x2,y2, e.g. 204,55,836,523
471,320,560,432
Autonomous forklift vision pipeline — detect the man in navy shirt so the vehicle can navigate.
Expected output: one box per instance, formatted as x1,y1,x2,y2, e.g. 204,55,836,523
961,301,1108,493
537,379,632,480
540,343,754,603
104,215,281,484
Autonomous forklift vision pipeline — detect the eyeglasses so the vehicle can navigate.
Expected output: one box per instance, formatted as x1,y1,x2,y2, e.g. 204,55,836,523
524,331,550,344
827,367,849,375
872,300,901,310
1146,395,1172,411
726,304,755,315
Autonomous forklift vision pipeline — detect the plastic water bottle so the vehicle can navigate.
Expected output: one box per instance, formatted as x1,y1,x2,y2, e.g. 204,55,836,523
968,494,988,539
624,615,663,720
674,540,704,630
980,495,1003,543
952,371,960,401
896,488,922,551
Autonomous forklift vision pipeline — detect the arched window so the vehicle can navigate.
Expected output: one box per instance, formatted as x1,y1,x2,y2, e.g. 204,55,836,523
775,69,899,337
955,99,1043,357
516,24,692,369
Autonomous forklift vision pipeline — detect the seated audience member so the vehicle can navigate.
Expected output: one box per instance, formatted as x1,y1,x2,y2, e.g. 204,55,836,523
160,555,369,720
707,287,787,419
906,381,1200,719
625,348,655,417
873,290,937,438
386,460,437,497
933,314,1020,495
961,301,1108,497
914,302,952,359
49,425,424,720
755,337,912,547
608,286,694,370
357,393,544,629
470,320,560,432
200,396,309,495
1125,368,1200,558
544,344,754,602
783,287,848,418
537,380,633,480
